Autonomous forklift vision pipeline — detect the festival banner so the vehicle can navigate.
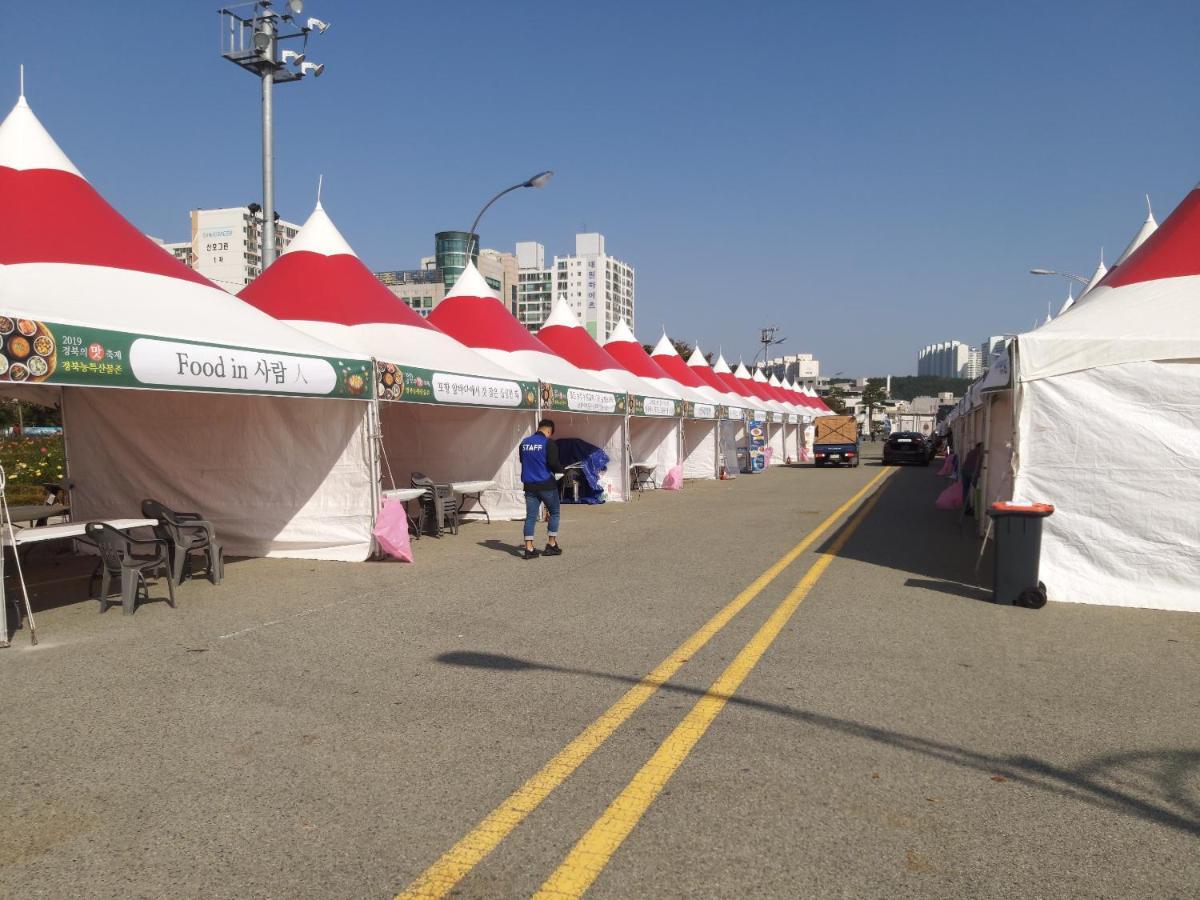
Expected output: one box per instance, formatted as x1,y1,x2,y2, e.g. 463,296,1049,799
747,419,767,472
632,394,681,417
376,361,536,408
0,314,373,399
682,401,716,419
541,382,623,415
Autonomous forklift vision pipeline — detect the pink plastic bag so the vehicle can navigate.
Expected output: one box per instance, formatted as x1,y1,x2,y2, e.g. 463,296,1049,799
937,452,956,477
935,481,963,510
374,498,414,562
661,465,683,491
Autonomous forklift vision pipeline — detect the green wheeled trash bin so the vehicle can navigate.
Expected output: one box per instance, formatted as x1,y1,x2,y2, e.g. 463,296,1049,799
986,502,1055,608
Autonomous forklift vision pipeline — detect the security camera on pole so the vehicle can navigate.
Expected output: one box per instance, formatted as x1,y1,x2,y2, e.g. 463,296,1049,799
218,0,330,268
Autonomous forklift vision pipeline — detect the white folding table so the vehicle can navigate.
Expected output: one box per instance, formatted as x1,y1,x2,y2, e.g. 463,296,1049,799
450,480,498,524
1,518,157,647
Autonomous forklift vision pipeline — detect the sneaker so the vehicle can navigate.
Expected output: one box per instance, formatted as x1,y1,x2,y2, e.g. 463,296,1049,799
543,544,563,556
523,547,540,560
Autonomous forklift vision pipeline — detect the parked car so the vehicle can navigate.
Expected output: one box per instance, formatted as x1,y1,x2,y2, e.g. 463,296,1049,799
883,431,932,466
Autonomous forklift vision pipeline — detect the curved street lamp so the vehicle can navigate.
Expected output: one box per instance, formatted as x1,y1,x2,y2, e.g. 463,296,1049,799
465,171,554,258
1029,268,1089,286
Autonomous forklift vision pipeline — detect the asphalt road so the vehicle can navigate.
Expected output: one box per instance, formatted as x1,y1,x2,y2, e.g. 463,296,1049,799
1,449,1196,898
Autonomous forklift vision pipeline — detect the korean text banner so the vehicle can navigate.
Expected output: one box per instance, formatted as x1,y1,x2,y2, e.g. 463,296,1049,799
0,314,372,399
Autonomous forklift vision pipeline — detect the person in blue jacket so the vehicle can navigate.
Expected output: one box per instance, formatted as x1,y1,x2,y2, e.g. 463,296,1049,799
519,418,565,560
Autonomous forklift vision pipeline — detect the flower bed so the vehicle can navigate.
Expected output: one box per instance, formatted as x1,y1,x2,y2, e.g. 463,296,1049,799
0,436,66,505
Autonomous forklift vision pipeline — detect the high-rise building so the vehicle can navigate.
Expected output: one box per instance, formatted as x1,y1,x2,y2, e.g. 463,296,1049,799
980,335,1008,368
964,346,985,380
551,233,635,341
917,340,971,378
166,207,301,290
515,241,553,332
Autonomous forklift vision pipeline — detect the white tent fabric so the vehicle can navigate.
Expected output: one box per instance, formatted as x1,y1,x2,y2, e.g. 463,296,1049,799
681,418,718,479
1013,360,1199,611
1113,201,1158,266
380,403,532,521
66,390,374,560
1008,186,1200,611
685,347,746,408
0,93,375,561
603,321,707,403
629,416,680,484
1075,251,1108,302
1019,275,1200,381
539,300,673,399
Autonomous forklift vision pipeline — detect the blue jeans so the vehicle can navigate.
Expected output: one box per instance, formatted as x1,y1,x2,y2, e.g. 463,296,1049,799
523,488,560,541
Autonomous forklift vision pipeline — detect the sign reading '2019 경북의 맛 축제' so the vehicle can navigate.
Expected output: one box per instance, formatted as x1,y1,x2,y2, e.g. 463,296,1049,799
0,315,373,399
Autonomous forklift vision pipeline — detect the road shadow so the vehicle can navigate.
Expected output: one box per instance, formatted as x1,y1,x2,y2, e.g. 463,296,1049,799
477,540,526,559
817,466,995,603
436,650,1200,837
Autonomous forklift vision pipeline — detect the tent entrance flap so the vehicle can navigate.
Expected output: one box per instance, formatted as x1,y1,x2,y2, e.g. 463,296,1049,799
64,387,374,561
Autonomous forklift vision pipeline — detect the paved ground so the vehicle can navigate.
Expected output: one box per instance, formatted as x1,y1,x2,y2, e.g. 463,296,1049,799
1,450,1197,898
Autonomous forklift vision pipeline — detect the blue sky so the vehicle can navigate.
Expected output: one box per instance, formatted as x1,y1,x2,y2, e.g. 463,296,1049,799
4,1,1198,375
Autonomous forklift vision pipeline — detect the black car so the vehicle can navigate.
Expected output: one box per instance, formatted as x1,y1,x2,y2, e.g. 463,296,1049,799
883,431,931,466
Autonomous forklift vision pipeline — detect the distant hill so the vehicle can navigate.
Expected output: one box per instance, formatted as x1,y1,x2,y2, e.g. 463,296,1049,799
869,375,969,402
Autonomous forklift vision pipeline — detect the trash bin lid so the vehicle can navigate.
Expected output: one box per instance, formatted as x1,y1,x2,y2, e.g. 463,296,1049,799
988,501,1054,518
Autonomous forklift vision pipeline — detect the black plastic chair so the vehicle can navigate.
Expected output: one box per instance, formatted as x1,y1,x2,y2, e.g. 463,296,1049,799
85,522,175,616
410,473,459,537
141,499,224,586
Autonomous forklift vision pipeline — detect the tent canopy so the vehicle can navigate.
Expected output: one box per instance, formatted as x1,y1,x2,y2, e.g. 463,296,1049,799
0,94,371,401
649,335,729,406
537,299,674,404
429,263,621,413
602,320,709,403
1019,185,1200,382
239,201,534,408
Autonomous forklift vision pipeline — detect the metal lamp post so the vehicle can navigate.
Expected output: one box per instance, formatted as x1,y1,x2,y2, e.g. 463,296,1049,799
219,0,331,268
1029,268,1089,286
464,171,555,259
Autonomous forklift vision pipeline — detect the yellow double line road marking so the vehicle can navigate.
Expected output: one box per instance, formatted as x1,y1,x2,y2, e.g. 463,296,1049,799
399,468,893,899
534,479,890,898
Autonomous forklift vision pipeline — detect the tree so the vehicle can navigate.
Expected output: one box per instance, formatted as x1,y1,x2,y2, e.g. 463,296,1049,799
824,386,848,415
867,375,969,403
860,382,889,432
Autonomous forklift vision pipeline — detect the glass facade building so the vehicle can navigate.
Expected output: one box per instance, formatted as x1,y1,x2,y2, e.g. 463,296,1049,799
435,231,480,292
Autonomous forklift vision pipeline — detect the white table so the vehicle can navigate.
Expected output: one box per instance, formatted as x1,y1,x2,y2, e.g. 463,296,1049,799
1,518,157,647
450,481,497,524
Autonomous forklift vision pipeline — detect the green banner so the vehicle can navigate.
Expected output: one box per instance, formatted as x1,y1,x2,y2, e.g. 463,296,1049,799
0,314,373,399
723,405,747,421
543,382,625,415
632,394,681,417
681,400,717,419
376,361,538,409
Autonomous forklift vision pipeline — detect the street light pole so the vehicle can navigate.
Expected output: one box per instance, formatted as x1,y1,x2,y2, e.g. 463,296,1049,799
219,1,330,269
1029,268,1089,286
466,171,555,259
260,13,276,264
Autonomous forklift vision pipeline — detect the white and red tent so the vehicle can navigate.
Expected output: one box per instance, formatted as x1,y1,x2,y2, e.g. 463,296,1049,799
985,184,1200,612
538,301,681,484
684,347,751,478
0,91,376,560
240,201,538,521
431,263,627,500
603,324,721,480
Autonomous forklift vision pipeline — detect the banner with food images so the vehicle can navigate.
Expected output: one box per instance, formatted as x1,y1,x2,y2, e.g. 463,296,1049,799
375,361,537,409
0,315,373,399
541,382,624,415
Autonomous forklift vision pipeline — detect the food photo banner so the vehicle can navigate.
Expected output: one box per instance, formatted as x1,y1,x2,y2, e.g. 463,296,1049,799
0,315,372,399
376,361,537,409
